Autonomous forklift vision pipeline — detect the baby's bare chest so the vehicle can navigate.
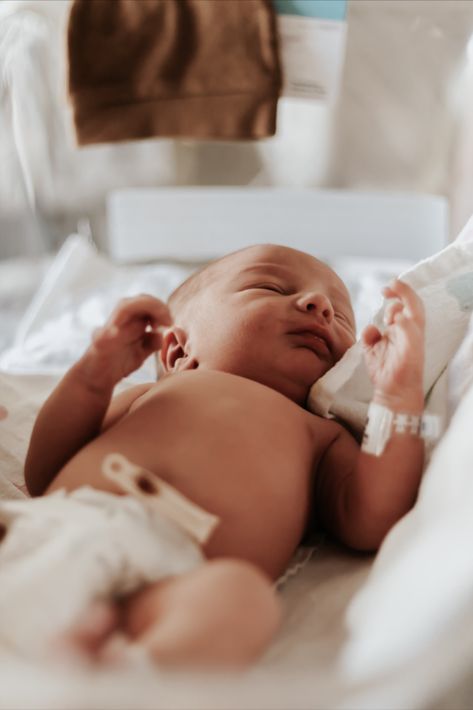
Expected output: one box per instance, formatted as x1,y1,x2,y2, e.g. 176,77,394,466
124,372,330,484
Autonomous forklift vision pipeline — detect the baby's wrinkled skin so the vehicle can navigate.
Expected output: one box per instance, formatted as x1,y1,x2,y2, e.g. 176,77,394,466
24,244,426,666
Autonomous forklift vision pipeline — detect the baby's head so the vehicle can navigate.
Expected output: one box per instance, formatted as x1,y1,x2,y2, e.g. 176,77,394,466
159,244,356,406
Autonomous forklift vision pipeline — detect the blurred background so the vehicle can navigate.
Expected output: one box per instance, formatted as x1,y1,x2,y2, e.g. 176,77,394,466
2,0,473,349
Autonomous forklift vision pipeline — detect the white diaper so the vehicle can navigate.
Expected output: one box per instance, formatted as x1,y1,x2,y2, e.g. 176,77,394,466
0,470,214,658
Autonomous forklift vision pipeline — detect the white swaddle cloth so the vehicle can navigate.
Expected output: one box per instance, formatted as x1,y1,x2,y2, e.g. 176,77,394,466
308,231,473,438
0,462,217,658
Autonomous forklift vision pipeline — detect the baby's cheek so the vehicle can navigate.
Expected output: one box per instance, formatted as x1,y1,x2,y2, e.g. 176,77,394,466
235,309,266,336
341,327,356,350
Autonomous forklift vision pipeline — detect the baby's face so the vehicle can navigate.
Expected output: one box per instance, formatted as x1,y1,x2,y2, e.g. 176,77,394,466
178,245,356,405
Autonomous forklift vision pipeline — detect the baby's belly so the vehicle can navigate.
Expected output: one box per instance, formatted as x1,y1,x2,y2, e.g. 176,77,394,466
49,371,318,578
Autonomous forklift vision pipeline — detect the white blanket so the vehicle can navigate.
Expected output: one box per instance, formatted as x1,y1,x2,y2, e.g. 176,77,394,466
2,227,473,707
341,358,473,682
308,223,473,435
0,372,59,500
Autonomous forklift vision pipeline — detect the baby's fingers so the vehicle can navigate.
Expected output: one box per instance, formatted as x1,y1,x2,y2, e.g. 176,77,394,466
111,295,172,329
361,324,382,348
141,330,164,355
93,320,147,345
383,299,403,326
382,280,424,322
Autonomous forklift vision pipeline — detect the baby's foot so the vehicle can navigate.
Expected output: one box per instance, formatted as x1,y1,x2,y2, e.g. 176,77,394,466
54,600,121,663
54,601,152,669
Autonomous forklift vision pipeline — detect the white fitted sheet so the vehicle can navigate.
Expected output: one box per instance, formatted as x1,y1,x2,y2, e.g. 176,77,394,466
1,229,473,709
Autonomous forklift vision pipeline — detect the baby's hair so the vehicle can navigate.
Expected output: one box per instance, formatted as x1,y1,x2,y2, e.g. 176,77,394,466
167,250,240,315
156,257,223,379
157,250,249,378
167,263,212,314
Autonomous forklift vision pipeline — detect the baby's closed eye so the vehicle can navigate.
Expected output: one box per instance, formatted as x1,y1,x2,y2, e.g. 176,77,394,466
244,283,288,295
255,284,287,294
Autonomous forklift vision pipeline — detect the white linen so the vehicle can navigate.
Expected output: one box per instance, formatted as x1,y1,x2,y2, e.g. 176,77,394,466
308,228,473,435
0,371,59,499
0,235,195,380
2,230,473,708
341,371,473,681
448,311,473,419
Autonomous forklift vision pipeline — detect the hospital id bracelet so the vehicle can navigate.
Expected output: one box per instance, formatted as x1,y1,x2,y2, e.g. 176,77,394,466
361,402,441,456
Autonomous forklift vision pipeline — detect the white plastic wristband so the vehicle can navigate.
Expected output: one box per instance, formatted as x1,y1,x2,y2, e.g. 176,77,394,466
362,402,441,456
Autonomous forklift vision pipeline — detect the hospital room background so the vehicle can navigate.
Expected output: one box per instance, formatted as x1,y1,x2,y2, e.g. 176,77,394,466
2,1,473,708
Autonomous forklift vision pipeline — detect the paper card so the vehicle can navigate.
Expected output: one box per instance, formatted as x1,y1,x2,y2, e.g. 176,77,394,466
272,0,348,101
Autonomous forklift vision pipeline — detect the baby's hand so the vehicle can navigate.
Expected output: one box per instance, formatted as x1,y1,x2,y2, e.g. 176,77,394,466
83,295,172,391
362,280,425,412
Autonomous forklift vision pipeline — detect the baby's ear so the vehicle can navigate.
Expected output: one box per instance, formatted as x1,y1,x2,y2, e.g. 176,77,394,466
160,327,198,373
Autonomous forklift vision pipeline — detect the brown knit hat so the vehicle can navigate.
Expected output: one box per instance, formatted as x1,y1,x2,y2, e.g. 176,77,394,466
68,0,282,145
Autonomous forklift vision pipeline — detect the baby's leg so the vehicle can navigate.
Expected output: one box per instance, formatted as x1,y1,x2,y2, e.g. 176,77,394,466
121,559,281,668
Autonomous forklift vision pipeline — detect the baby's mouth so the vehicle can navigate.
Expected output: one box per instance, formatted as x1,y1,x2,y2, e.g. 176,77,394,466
288,330,332,359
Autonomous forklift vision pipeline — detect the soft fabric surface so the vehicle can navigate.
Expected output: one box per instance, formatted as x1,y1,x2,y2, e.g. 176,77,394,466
0,371,58,500
0,235,194,379
448,310,473,419
309,224,473,435
341,368,473,681
2,232,473,707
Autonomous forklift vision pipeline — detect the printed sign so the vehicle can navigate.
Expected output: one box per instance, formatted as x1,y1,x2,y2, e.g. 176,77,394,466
272,0,348,101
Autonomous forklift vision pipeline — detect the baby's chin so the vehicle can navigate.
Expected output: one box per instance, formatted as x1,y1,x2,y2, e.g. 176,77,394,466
297,352,334,381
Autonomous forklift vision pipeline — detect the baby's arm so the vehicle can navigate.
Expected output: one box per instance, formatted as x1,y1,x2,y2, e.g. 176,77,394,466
25,295,171,496
315,280,426,551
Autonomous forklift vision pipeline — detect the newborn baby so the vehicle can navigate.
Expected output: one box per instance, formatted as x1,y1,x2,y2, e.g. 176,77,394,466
6,244,425,667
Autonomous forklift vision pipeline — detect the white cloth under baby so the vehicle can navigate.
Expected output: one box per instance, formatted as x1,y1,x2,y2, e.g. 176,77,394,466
0,486,205,658
309,233,473,435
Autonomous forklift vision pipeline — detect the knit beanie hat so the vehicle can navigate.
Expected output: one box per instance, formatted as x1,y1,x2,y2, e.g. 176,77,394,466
68,0,282,144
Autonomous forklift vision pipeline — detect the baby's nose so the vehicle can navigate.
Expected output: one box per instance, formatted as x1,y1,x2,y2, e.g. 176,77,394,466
297,292,334,321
